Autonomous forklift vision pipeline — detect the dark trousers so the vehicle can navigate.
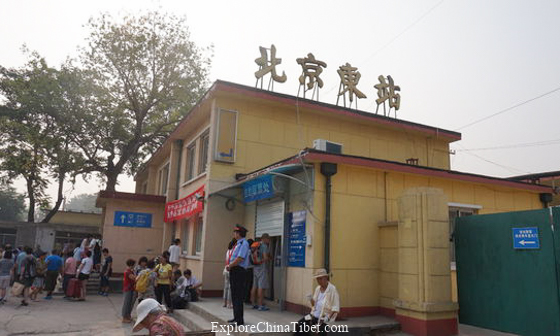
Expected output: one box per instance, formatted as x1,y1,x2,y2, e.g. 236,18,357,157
156,284,172,309
294,315,327,336
230,266,248,324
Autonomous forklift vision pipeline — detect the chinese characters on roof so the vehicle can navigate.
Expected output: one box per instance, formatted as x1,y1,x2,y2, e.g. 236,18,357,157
254,44,402,116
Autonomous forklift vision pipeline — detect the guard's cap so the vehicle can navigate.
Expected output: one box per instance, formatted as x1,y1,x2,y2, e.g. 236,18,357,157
233,225,248,234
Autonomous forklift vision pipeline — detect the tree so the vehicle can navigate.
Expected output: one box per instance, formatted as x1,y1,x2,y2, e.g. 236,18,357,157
72,11,211,191
65,193,101,214
0,54,85,222
0,185,26,221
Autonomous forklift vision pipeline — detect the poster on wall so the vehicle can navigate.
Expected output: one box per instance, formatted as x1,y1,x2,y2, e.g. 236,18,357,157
164,185,205,222
288,210,306,267
114,211,152,228
215,109,237,163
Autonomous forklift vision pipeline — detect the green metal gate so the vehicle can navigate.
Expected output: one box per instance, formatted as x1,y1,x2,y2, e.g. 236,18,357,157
455,208,560,336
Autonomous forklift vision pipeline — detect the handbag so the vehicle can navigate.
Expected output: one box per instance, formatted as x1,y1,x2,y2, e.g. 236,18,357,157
11,281,25,296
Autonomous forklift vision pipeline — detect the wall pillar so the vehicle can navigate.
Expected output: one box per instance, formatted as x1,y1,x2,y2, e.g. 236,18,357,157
395,187,458,336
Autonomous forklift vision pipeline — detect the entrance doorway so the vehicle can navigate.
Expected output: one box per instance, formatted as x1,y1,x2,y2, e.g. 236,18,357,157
264,235,282,302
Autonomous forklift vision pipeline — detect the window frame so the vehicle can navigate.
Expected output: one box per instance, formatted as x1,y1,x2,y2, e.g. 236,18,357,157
181,220,190,256
158,162,170,196
184,142,197,183
194,215,204,255
198,130,210,175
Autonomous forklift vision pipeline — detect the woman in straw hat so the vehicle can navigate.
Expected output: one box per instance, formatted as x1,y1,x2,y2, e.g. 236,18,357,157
294,268,340,335
133,298,185,335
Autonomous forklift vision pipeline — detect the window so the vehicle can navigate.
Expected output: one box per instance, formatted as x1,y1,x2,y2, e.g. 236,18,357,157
198,131,210,175
159,163,170,196
182,221,189,255
141,181,148,195
0,228,16,246
195,216,204,255
449,207,478,264
185,143,196,182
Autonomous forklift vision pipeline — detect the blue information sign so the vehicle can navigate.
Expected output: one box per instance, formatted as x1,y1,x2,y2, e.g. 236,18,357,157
243,175,275,203
512,227,540,249
114,211,152,228
288,210,306,267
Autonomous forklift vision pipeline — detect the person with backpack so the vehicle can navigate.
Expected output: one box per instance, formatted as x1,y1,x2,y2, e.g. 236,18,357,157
136,259,157,303
19,246,36,306
122,259,137,323
250,233,271,311
29,252,46,301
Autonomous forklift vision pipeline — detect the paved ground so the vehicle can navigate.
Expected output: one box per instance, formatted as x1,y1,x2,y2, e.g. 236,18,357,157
0,294,137,336
0,293,518,336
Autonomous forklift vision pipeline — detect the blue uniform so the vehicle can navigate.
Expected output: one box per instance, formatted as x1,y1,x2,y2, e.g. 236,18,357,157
231,238,250,269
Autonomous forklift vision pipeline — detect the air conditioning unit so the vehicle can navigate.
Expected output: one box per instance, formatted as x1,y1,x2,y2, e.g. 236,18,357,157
313,139,343,154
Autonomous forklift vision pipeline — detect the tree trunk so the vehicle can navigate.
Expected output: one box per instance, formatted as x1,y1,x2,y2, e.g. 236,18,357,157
26,177,35,223
41,172,65,223
105,171,119,192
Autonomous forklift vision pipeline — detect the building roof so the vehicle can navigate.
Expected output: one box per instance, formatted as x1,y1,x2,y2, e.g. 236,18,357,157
212,80,462,141
95,191,167,208
509,171,560,183
136,80,461,179
236,148,552,193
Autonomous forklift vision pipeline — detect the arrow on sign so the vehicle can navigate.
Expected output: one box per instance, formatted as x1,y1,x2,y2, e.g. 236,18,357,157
120,215,126,224
520,240,536,246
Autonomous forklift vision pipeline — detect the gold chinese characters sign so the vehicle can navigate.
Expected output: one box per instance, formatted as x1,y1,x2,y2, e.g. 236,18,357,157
253,44,402,116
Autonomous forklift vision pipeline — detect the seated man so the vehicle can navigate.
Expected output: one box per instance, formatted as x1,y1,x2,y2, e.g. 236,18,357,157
294,269,340,336
183,269,202,302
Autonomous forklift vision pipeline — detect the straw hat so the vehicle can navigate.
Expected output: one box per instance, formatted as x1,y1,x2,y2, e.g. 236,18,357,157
313,268,329,279
133,298,166,332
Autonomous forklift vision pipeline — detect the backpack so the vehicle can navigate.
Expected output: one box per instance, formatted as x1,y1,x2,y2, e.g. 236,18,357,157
22,256,37,279
250,242,262,265
135,270,152,293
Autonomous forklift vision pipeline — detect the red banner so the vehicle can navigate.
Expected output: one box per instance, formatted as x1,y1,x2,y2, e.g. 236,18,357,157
164,185,205,222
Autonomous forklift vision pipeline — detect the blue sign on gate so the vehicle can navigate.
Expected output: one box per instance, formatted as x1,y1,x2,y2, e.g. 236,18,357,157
512,227,540,249
114,211,152,228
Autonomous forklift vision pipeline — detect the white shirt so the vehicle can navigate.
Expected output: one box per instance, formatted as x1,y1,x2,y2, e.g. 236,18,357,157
168,245,181,263
312,291,327,318
80,257,93,275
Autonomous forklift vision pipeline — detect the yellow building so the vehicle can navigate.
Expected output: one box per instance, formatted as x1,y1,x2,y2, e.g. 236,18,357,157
98,80,550,335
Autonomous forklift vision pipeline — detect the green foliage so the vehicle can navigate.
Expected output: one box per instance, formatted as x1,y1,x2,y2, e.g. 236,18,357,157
65,193,101,214
0,185,26,221
71,11,212,190
0,53,85,222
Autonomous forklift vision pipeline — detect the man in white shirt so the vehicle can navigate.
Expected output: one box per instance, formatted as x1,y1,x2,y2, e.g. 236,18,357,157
168,239,181,267
183,269,202,301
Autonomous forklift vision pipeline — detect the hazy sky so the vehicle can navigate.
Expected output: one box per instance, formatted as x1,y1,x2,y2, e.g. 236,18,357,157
2,0,560,202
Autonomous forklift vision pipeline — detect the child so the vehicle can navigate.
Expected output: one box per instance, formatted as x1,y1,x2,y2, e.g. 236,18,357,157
122,259,136,323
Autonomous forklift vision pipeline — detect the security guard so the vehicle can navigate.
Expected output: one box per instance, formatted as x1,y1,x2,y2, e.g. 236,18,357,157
226,225,250,325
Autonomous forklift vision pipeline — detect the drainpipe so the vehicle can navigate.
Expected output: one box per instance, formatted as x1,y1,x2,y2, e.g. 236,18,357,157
320,163,337,274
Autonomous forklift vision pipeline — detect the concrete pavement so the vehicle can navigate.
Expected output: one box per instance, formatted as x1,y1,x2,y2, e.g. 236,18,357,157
0,294,136,336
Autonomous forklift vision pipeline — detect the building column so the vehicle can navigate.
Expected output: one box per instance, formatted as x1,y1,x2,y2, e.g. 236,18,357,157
395,187,458,336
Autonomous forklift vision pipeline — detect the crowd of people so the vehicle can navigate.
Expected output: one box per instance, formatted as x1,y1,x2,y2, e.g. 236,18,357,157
118,241,203,325
0,235,101,306
1,225,341,336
